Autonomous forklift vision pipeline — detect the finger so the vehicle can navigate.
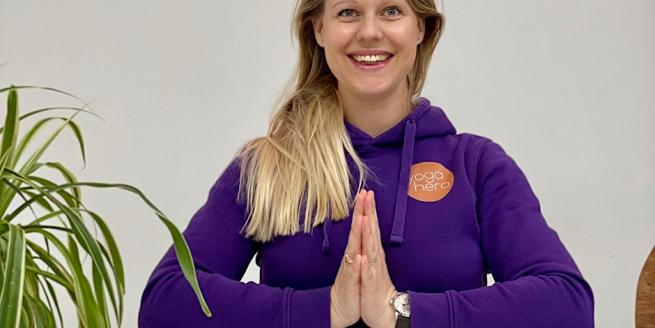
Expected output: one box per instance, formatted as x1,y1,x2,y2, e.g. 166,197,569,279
365,191,381,243
353,189,365,222
347,191,364,243
348,254,362,285
346,214,362,261
360,252,374,285
361,214,377,266
346,190,366,257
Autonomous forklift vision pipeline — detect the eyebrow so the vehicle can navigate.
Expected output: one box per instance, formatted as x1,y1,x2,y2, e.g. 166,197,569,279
332,0,356,9
332,0,404,9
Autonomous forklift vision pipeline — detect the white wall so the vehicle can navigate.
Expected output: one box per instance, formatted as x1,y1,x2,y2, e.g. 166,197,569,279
1,0,653,327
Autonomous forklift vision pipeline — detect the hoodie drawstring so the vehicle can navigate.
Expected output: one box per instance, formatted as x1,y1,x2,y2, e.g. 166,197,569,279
321,118,417,255
390,119,415,245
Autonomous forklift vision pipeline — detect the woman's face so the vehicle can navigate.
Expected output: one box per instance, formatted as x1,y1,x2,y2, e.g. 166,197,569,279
313,0,425,100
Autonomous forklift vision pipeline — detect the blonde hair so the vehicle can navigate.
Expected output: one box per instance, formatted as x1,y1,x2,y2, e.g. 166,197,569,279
235,0,445,242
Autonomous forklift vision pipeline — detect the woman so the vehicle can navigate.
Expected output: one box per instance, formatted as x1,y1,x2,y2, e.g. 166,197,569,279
139,0,595,327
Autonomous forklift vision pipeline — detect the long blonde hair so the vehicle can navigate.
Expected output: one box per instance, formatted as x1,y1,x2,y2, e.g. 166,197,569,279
235,0,445,242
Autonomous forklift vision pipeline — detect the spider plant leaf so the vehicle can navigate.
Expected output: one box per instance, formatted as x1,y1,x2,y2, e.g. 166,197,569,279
1,88,19,165
0,101,89,219
64,208,120,324
0,106,103,136
0,89,19,221
66,233,103,327
0,224,27,328
12,118,86,173
24,210,68,229
26,175,78,208
84,210,124,295
22,253,40,299
3,171,121,324
25,265,72,293
33,275,59,328
17,110,85,175
0,86,89,107
0,221,8,236
17,190,54,212
18,308,29,328
42,161,81,205
43,278,64,327
24,239,74,290
3,169,214,317
23,292,55,328
92,259,110,327
3,177,76,223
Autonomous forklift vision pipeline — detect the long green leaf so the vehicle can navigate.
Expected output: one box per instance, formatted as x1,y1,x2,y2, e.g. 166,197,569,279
0,88,19,222
26,229,95,327
1,88,19,163
2,177,74,223
25,265,72,293
42,279,64,327
23,292,55,328
92,259,110,327
67,233,103,327
0,96,90,220
83,210,124,296
42,162,82,205
32,274,59,328
0,86,91,107
17,189,54,212
0,106,103,136
12,118,86,173
0,224,27,328
2,169,214,317
2,171,120,325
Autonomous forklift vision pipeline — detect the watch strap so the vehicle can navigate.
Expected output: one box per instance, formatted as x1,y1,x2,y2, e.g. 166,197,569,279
394,315,411,328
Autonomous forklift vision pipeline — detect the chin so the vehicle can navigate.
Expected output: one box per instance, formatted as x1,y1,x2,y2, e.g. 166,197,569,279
350,81,392,96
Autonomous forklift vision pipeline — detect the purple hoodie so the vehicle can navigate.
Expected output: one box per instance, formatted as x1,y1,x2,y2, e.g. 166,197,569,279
138,97,595,327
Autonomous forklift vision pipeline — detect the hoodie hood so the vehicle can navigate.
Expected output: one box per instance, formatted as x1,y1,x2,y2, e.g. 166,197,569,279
322,96,457,254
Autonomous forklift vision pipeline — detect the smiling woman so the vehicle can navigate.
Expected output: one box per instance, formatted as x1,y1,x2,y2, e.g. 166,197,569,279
138,0,595,327
313,0,425,121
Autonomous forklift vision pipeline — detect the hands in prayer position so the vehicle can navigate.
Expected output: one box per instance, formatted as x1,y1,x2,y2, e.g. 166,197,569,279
330,190,398,328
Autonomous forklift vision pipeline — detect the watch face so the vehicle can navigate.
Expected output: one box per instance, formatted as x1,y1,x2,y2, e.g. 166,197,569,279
393,293,410,317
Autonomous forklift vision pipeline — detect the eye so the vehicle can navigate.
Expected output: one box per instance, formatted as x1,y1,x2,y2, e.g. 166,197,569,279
337,9,358,17
384,7,402,16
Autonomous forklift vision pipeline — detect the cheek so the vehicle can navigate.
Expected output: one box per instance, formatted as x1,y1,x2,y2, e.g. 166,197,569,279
323,34,353,70
325,30,353,52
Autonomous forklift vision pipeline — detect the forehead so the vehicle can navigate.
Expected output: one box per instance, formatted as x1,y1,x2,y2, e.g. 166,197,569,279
327,0,407,7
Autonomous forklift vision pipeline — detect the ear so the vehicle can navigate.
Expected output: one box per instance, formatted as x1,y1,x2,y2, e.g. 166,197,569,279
313,17,325,48
416,17,425,45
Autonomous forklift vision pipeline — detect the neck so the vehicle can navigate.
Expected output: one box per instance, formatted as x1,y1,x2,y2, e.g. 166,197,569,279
339,80,412,139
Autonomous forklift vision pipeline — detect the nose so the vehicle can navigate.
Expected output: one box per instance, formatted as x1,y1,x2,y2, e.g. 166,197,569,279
356,14,384,42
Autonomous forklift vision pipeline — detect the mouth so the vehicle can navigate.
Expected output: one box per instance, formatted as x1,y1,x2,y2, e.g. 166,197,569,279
347,53,394,70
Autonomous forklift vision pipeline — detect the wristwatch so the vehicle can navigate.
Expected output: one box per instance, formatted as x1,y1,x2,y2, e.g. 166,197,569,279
390,291,410,328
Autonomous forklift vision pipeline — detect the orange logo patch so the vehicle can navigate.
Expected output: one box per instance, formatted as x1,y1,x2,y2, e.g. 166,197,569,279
407,162,454,202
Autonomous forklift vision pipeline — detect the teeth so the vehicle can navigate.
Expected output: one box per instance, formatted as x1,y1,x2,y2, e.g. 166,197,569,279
352,54,390,63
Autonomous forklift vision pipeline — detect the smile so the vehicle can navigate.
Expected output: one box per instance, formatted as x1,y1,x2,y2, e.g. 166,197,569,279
347,54,394,70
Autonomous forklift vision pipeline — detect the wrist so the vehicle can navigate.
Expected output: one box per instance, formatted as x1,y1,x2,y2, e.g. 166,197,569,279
329,287,347,328
384,305,398,328
389,290,411,328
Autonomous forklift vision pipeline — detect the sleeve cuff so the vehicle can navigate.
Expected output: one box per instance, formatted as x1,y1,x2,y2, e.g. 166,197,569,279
288,285,332,328
408,290,453,328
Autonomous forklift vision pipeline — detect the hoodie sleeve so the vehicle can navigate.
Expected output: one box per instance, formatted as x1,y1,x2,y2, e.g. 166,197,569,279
138,157,332,328
407,138,595,328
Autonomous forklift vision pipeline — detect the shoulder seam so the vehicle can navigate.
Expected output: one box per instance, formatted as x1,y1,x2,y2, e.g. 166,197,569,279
473,138,492,191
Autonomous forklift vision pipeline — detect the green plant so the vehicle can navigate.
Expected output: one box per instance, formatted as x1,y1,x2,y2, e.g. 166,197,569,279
0,85,212,327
